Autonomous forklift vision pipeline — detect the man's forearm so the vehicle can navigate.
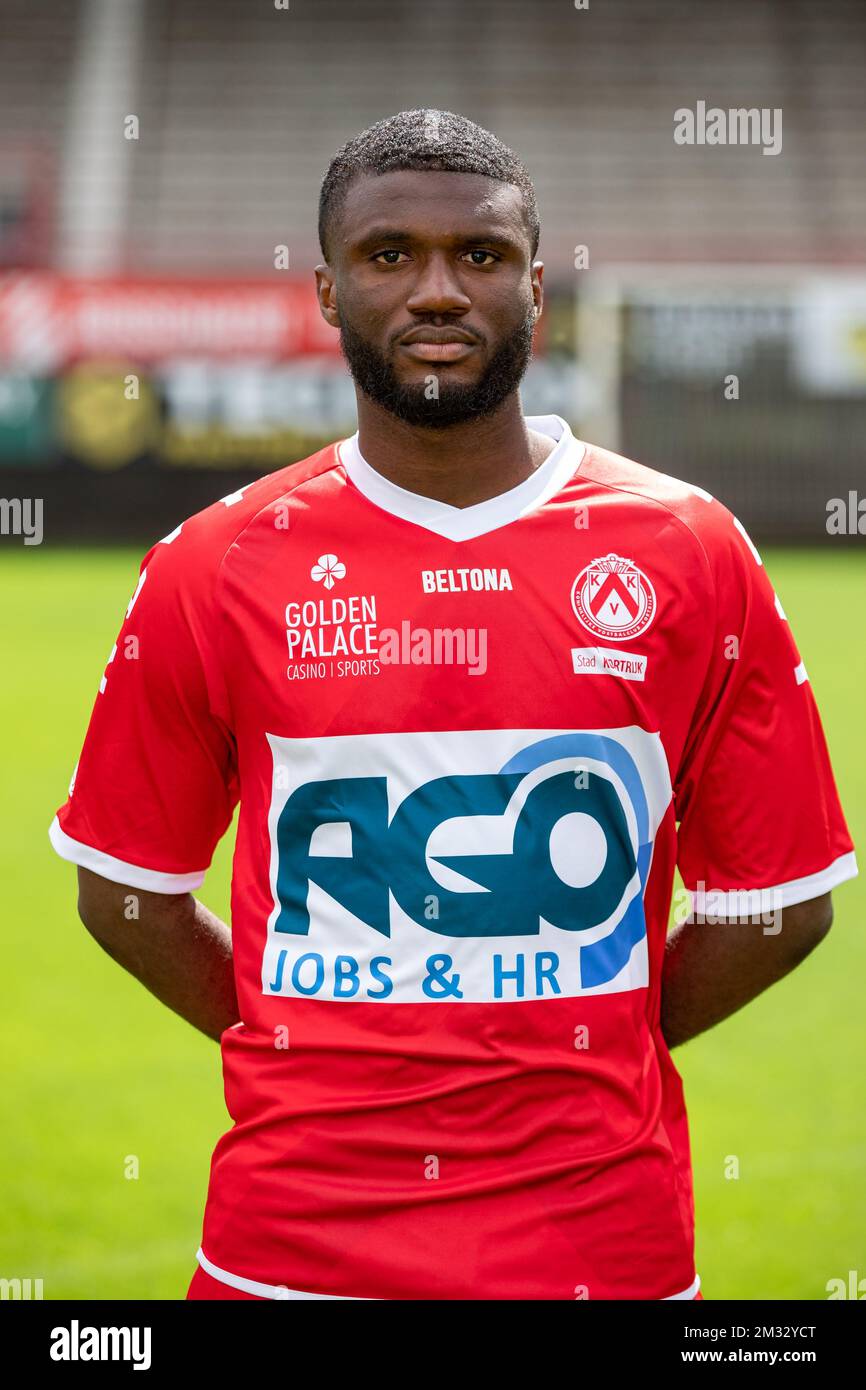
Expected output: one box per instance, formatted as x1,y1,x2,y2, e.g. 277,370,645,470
660,892,834,1050
77,867,239,1042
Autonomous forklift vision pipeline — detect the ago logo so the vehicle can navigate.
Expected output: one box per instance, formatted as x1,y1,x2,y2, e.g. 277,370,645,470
262,728,672,1003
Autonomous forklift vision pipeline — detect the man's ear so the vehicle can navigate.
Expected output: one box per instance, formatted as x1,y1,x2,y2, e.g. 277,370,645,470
314,265,341,328
531,259,544,319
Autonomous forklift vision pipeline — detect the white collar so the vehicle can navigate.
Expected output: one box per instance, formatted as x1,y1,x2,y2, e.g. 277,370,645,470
337,414,585,542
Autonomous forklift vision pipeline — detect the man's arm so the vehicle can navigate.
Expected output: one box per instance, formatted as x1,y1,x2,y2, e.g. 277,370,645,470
76,866,240,1042
661,890,834,1050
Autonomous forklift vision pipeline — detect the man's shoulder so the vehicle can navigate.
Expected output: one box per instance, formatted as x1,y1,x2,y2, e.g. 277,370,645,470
137,439,346,588
166,439,344,554
578,439,749,565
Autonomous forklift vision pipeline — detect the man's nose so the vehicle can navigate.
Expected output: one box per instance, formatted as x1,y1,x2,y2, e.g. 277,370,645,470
405,255,472,315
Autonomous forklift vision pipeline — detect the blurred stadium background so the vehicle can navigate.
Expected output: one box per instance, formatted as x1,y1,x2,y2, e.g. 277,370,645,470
1,0,864,1300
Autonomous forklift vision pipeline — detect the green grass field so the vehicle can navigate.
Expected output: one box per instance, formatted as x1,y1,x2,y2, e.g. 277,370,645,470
1,546,863,1300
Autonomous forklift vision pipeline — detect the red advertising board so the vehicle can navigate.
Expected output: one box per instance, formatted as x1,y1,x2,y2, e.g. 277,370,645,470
0,272,341,369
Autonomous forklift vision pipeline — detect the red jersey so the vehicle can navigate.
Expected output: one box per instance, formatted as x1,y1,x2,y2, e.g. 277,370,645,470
49,414,857,1300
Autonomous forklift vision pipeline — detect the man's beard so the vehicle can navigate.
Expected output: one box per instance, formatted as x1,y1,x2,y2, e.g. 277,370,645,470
339,310,536,429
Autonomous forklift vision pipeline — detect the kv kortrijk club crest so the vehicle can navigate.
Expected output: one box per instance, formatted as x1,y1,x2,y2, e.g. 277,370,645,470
571,553,656,642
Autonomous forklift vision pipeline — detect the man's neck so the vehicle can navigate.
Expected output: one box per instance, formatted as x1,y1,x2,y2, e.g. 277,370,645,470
353,394,556,510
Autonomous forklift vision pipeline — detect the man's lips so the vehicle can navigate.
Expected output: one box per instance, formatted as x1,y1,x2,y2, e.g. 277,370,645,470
397,330,479,363
399,340,477,362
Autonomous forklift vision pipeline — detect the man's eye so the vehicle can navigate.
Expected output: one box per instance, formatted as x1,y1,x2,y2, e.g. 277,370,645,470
372,249,409,264
462,250,499,266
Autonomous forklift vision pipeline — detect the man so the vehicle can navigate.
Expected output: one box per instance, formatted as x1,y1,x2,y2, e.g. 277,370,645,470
50,109,857,1301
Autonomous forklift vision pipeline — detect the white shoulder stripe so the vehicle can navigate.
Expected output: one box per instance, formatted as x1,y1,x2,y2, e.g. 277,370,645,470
125,568,147,618
732,515,763,566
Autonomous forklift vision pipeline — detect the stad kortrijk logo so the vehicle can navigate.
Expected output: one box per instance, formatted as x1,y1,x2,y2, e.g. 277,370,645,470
571,553,656,642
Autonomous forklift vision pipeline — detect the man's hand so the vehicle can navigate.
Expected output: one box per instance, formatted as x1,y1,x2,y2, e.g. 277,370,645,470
661,891,834,1050
76,866,240,1042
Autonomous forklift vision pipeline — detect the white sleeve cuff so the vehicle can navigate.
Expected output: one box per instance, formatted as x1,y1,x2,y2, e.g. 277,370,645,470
685,849,858,919
49,816,207,893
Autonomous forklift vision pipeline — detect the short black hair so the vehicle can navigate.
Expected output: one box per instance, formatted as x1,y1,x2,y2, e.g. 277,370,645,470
318,108,540,262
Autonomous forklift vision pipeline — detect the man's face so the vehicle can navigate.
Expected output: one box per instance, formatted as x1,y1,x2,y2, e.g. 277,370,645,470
316,169,543,429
